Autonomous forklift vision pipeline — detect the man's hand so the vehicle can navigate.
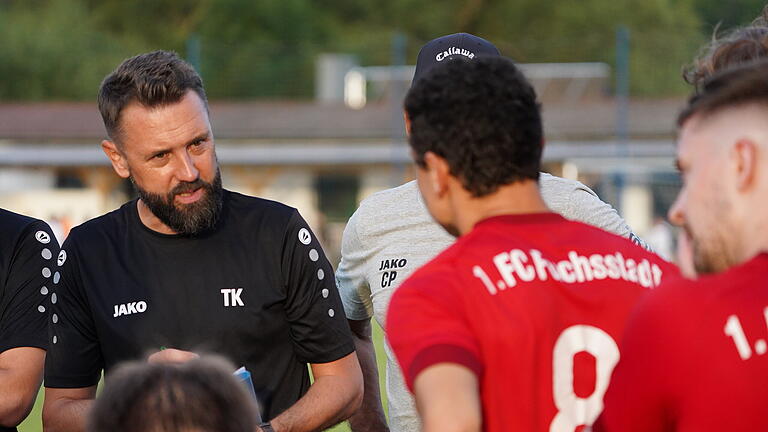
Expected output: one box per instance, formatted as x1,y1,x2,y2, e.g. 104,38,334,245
346,319,389,432
147,348,199,364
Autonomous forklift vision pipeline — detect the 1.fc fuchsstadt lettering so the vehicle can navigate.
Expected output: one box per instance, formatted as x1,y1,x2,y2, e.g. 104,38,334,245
472,249,664,296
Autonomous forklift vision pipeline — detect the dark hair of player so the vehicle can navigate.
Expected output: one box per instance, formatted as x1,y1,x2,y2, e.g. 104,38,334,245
98,50,207,145
678,60,768,126
684,6,768,87
404,56,543,197
87,356,259,432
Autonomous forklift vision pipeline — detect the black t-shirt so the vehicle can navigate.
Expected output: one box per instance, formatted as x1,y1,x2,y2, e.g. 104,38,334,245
44,191,354,420
0,209,58,432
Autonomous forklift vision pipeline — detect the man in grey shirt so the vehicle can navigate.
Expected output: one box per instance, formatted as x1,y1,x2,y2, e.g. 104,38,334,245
336,33,650,432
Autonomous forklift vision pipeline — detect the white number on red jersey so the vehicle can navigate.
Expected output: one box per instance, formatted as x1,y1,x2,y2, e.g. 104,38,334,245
551,325,620,432
724,306,768,361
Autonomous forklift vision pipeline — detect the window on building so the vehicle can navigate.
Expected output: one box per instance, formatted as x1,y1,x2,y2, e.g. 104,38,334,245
314,174,360,223
55,170,86,188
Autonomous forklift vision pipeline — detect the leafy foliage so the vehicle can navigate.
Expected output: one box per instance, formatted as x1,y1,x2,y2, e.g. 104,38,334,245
0,0,764,99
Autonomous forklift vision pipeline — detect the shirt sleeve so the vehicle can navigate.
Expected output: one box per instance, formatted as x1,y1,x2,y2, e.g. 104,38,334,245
562,181,653,252
593,288,680,432
386,270,482,392
0,220,58,353
44,236,103,388
281,210,355,364
335,208,374,321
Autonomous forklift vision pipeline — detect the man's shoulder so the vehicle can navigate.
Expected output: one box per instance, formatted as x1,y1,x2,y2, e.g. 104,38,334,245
0,209,55,269
630,271,735,338
539,172,594,198
222,191,307,246
651,256,768,310
351,181,446,241
559,217,660,256
67,203,131,243
356,181,421,217
0,208,47,238
224,190,298,225
225,190,296,214
538,173,649,247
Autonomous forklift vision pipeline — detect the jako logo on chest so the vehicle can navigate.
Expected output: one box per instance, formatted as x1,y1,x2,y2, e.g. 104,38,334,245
113,301,148,317
379,258,408,288
378,258,407,271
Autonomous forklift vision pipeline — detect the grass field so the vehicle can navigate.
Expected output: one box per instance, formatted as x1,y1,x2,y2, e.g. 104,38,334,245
18,322,389,432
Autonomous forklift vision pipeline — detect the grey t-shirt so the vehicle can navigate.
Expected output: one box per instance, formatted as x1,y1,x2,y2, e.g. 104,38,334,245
335,174,650,432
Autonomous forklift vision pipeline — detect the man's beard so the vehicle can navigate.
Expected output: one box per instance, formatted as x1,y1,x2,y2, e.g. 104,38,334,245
132,170,224,236
690,232,733,275
686,192,738,275
686,223,735,275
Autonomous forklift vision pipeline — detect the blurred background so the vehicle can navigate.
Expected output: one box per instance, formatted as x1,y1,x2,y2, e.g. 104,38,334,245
2,1,766,429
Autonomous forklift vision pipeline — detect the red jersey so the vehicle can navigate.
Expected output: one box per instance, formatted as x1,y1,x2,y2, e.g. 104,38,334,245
387,213,677,432
595,252,768,432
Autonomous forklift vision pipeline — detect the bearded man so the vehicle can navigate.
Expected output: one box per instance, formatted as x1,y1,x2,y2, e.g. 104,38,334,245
42,51,362,432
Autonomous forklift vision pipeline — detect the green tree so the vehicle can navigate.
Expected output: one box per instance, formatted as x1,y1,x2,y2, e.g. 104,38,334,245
692,0,767,31
0,0,717,100
319,0,704,95
195,0,331,98
0,0,144,100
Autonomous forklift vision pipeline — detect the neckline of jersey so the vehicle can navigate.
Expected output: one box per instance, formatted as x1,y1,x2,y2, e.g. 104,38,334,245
474,212,563,228
696,251,768,286
129,200,190,240
753,251,768,263
126,196,226,244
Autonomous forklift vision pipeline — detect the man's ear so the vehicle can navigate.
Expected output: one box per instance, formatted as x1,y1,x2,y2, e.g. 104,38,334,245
101,140,130,179
423,151,450,197
733,138,757,192
403,111,412,136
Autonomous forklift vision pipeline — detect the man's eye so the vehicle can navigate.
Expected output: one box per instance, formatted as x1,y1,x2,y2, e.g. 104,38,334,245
153,152,168,159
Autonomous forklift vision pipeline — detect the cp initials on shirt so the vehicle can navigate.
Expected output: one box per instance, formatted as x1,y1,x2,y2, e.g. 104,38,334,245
379,258,408,288
113,301,148,318
221,288,245,307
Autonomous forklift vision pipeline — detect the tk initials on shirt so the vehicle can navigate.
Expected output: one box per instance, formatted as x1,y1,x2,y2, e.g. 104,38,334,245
221,288,245,307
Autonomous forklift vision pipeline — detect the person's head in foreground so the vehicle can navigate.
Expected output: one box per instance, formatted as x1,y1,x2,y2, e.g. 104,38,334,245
98,50,223,236
669,60,768,275
405,56,544,236
675,8,768,276
685,6,768,87
87,356,259,432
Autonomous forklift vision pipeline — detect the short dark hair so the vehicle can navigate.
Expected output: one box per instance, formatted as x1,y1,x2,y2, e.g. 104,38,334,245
98,50,207,143
684,7,768,87
405,56,542,197
87,356,259,432
678,60,768,126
